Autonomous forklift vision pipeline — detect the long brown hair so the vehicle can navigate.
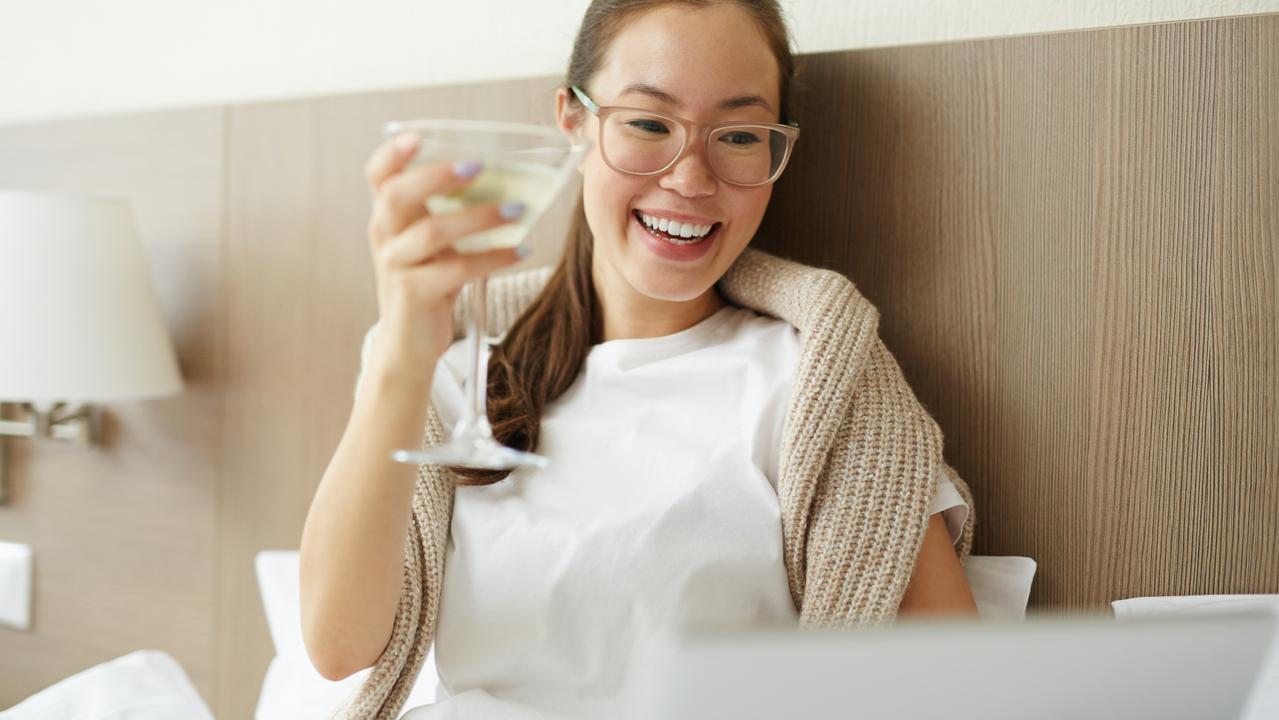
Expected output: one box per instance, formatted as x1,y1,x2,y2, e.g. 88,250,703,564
455,0,797,484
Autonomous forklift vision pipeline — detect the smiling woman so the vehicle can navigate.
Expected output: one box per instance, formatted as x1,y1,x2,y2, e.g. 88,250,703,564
301,1,977,719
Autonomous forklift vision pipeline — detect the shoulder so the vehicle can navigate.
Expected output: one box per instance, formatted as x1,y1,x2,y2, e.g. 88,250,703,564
723,248,865,298
718,248,881,340
715,305,801,390
722,304,799,346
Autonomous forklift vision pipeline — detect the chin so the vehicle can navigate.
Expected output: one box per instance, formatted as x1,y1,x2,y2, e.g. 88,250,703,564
626,267,713,303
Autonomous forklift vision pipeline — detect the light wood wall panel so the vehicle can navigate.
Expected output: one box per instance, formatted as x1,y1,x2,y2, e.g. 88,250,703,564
756,12,1279,608
0,108,225,707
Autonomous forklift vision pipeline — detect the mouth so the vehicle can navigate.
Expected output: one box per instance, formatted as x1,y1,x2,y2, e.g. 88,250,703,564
631,210,722,246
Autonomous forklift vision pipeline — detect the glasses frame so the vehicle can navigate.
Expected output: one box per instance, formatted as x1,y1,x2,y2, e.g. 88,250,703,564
570,86,800,188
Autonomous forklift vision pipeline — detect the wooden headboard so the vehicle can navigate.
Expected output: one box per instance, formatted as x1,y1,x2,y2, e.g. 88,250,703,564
0,12,1274,717
754,13,1279,609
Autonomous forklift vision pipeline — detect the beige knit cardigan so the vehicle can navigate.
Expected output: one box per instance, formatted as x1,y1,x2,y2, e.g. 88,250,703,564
335,247,976,719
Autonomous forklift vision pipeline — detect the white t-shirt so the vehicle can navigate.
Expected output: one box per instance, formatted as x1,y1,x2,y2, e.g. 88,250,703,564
360,305,969,720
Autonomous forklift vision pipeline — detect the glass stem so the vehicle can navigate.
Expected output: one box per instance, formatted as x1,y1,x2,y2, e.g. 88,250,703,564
456,274,494,441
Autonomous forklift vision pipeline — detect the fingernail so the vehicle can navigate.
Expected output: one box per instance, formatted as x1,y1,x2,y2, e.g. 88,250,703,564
395,132,420,153
499,200,526,220
516,244,532,258
452,159,483,179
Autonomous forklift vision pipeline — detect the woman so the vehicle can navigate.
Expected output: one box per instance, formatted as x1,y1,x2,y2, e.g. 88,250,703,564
301,1,978,718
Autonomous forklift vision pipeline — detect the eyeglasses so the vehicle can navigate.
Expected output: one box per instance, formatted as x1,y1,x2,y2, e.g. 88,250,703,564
570,86,800,188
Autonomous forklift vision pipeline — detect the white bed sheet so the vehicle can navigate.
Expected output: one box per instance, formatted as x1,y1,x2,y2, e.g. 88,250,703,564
0,650,213,720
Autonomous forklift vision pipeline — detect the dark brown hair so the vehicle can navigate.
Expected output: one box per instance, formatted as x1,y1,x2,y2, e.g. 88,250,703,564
454,0,797,484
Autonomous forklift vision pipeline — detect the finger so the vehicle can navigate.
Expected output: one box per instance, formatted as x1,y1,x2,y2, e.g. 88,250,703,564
380,200,526,268
365,132,422,196
408,246,526,296
371,158,487,241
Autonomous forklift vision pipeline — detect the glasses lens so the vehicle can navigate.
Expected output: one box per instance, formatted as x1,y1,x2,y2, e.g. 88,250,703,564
709,126,790,186
601,110,686,174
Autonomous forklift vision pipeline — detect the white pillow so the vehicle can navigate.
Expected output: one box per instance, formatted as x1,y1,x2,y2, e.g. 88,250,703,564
253,551,438,720
963,555,1037,620
1112,594,1279,720
0,650,214,720
254,551,309,659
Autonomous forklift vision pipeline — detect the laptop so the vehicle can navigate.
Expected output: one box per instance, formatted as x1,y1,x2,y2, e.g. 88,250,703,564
639,611,1275,720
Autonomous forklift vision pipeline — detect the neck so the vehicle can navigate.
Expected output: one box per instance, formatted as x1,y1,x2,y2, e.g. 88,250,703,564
593,262,728,343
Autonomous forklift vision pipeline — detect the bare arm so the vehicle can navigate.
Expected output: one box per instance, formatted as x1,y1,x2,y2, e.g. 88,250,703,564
896,514,979,617
299,352,433,680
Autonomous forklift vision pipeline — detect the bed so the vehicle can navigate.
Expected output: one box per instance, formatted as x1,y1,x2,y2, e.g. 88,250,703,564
4,554,1276,718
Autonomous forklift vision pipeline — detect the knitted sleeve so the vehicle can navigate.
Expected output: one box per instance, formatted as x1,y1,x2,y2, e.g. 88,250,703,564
450,265,555,339
798,338,975,629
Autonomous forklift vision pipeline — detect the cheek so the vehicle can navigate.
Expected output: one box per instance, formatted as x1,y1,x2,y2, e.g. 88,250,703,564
721,188,772,249
739,187,772,223
582,161,648,238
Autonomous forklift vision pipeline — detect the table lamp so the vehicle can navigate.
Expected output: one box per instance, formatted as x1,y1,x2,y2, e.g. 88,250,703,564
0,189,184,504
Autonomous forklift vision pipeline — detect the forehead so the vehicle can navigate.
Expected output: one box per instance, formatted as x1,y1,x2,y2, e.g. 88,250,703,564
591,3,781,114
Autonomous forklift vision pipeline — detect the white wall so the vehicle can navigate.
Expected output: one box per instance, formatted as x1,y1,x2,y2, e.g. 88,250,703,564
2,0,1276,127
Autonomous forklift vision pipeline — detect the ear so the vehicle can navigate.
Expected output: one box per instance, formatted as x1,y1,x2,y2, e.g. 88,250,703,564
555,87,589,176
555,87,584,141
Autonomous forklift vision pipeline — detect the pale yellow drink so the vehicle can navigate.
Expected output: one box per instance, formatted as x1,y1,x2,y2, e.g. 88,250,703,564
424,161,562,253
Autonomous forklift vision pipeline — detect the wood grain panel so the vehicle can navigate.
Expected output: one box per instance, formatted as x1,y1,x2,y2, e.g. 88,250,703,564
0,108,224,708
757,13,1279,608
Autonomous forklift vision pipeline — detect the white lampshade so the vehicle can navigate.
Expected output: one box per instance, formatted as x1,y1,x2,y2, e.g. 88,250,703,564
0,190,183,403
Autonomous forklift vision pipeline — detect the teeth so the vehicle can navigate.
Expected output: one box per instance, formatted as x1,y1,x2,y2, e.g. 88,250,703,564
638,212,713,239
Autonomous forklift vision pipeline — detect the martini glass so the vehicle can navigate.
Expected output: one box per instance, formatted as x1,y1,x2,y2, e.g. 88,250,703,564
383,119,587,471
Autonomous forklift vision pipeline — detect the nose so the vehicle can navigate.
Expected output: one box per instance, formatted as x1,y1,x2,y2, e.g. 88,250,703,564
658,139,717,198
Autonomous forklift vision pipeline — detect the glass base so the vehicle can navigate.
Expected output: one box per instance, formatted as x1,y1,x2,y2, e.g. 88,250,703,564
391,436,549,471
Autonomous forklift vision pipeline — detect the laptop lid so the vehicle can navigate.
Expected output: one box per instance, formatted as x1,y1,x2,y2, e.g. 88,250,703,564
641,611,1275,720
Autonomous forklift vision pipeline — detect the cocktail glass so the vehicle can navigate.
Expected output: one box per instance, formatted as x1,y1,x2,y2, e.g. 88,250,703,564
383,119,588,471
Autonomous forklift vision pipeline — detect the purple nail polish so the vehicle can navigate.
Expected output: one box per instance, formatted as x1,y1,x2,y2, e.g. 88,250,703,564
500,201,526,221
452,160,483,179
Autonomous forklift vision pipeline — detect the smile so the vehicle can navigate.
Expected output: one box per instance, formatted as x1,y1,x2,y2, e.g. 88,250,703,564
630,209,721,263
632,210,721,245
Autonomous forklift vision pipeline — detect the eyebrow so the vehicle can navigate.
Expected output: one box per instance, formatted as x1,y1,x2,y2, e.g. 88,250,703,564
618,82,775,114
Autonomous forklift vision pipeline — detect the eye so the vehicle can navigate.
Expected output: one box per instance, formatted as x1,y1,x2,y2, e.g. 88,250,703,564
720,130,763,146
625,118,670,135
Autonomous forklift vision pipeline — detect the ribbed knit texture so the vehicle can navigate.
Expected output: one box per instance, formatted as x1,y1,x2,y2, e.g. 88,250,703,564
333,248,976,719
